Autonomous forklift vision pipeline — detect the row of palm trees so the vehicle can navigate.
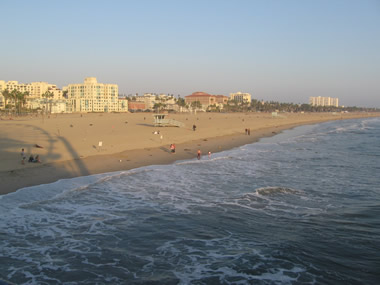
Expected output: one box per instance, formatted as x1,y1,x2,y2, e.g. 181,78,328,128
1,89,28,114
223,99,378,113
1,89,54,114
135,94,378,113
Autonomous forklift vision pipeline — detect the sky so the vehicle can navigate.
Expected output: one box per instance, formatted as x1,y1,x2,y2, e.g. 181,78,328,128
1,0,379,107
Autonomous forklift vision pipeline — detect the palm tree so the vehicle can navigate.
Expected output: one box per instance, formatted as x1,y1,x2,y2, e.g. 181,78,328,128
1,89,11,109
10,89,19,113
176,97,186,112
42,91,54,114
176,97,185,106
153,102,166,113
16,91,28,114
190,101,202,111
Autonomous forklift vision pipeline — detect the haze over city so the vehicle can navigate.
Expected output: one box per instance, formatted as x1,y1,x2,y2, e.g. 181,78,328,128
1,0,379,107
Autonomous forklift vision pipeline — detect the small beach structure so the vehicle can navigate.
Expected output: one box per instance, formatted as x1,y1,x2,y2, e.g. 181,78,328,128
153,114,184,127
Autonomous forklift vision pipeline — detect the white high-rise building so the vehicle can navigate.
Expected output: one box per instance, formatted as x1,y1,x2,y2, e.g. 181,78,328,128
309,96,339,107
64,77,125,113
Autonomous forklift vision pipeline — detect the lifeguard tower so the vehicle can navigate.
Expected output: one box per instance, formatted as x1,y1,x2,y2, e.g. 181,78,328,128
153,114,184,127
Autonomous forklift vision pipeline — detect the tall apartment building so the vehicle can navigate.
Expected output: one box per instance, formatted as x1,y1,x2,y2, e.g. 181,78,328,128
309,96,339,107
229,92,252,104
64,77,126,113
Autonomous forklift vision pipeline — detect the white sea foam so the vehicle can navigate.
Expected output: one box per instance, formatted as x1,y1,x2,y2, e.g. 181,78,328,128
158,236,310,284
255,186,302,196
1,117,379,284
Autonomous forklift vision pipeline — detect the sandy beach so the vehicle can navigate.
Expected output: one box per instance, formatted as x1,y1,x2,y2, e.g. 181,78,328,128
1,111,379,195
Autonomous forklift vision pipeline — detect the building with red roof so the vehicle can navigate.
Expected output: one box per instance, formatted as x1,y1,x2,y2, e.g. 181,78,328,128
185,92,228,110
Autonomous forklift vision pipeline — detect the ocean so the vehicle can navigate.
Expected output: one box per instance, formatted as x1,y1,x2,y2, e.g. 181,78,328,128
0,117,379,285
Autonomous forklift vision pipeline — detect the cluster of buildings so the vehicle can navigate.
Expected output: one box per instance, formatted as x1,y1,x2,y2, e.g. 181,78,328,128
0,77,254,113
309,96,339,107
0,77,340,114
0,77,125,114
128,93,177,112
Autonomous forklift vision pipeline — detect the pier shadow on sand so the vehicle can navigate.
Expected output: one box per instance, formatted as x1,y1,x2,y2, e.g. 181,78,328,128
0,123,90,193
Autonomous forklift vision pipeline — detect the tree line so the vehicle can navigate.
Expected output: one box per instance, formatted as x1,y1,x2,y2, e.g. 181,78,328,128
172,98,378,113
1,89,55,115
148,97,378,113
2,89,377,114
219,99,378,113
1,89,28,114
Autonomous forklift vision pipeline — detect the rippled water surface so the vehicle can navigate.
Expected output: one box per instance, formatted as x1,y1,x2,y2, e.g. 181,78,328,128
1,118,379,284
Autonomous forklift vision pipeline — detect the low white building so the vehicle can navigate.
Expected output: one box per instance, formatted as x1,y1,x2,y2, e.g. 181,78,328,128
135,93,176,111
118,98,129,112
50,100,68,113
136,94,156,110
28,99,69,113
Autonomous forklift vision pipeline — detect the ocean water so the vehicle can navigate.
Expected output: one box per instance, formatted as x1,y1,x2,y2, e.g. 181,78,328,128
1,117,379,285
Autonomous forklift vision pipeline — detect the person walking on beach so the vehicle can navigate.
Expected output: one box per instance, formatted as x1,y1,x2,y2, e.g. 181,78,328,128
170,143,176,154
197,149,201,160
193,124,197,131
21,148,26,165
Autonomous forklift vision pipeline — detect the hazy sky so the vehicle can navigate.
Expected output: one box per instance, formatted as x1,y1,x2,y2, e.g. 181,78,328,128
1,0,379,107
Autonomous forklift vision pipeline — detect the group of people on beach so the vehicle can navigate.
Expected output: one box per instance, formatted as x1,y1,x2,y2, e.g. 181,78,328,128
245,128,251,135
168,145,210,160
21,148,41,164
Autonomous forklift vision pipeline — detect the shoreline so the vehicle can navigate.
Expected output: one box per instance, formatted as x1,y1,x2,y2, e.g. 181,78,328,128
1,112,379,195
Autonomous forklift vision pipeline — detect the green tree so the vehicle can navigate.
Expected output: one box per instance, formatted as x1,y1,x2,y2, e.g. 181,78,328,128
176,97,186,107
2,89,29,114
42,91,54,114
10,90,19,113
207,104,220,112
153,102,166,113
1,89,12,108
190,100,202,110
16,91,28,114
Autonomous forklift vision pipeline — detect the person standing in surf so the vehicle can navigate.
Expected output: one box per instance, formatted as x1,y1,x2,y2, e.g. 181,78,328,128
170,143,176,154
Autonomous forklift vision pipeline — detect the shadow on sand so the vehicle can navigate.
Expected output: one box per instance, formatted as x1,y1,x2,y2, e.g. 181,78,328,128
0,123,90,193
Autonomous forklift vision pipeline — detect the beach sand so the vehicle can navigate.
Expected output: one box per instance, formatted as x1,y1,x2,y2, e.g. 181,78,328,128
1,111,379,195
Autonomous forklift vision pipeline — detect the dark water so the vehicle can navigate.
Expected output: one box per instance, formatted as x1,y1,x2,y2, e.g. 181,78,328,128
1,118,379,284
